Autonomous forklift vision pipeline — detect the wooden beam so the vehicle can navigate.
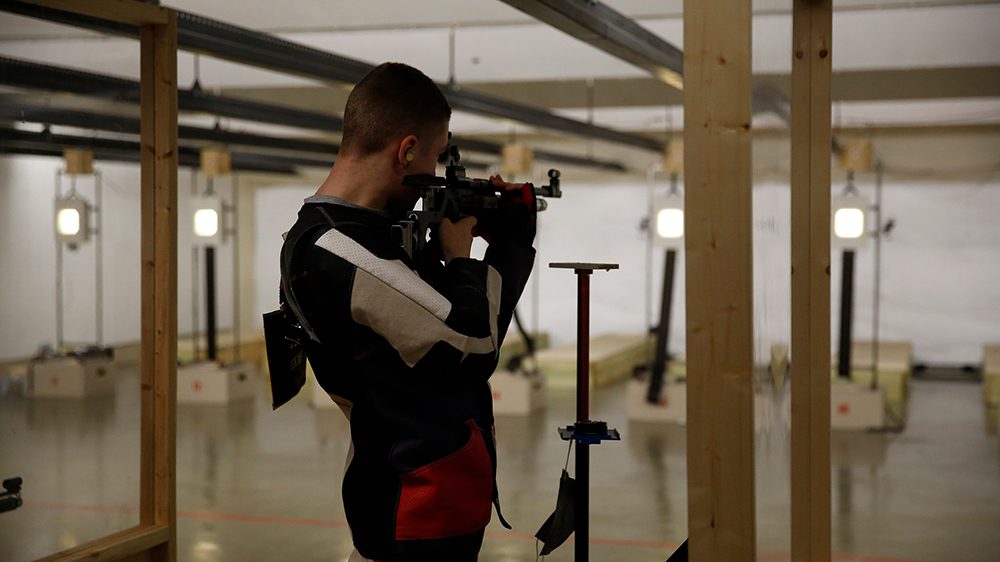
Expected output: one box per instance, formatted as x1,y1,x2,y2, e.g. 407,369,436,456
23,0,169,26
683,0,756,560
790,0,833,560
139,12,178,562
35,525,168,562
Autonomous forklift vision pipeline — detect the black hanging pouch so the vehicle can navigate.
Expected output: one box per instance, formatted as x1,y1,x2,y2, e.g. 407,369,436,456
534,469,576,556
263,307,308,410
263,211,336,410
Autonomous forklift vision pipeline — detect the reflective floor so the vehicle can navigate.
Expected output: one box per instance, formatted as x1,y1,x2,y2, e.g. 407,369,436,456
1,368,998,562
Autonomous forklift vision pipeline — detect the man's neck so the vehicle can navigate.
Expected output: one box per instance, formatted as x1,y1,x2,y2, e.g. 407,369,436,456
315,155,393,210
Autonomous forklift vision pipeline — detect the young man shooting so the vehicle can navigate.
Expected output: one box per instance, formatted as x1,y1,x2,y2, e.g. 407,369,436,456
278,62,536,562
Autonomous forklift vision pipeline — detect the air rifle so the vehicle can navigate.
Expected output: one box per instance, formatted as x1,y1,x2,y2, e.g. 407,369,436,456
397,138,561,260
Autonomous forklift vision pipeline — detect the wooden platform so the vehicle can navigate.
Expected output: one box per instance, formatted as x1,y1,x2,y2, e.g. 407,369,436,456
179,331,266,369
1,330,266,382
831,382,887,431
850,340,914,375
983,345,1000,406
490,370,546,415
627,378,778,430
31,355,116,398
176,361,256,404
536,333,652,389
308,332,551,410
832,340,913,422
498,331,549,364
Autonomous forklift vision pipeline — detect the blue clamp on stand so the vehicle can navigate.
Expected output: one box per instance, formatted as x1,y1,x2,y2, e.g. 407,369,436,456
558,420,621,446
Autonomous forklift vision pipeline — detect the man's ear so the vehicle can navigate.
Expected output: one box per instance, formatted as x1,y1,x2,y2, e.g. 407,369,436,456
397,135,418,167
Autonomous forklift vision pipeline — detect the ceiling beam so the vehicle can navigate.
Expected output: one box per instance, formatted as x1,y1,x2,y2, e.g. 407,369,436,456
455,136,625,172
441,85,661,152
1,1,662,153
497,0,684,89
222,66,1000,115
455,65,1000,108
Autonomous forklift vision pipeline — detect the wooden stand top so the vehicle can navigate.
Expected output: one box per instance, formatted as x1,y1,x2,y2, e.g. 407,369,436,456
549,262,619,271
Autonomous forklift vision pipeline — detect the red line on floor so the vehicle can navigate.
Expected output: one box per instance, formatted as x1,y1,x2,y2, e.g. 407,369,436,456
22,501,349,529
832,556,941,562
179,509,349,529
22,501,939,562
587,536,681,549
25,501,137,514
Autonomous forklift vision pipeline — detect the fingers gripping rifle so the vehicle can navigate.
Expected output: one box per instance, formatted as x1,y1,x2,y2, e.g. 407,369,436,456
396,139,561,261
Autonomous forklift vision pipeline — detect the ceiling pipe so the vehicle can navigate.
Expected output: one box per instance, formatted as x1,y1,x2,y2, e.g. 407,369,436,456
500,1,838,151
1,1,663,153
498,0,684,90
0,128,333,174
0,56,344,131
0,56,622,173
0,101,341,156
0,123,492,173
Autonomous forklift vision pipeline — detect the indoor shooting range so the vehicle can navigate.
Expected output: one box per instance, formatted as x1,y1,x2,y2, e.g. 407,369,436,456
1,2,999,561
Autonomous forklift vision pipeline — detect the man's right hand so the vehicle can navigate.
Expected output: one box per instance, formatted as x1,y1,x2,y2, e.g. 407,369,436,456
439,216,478,263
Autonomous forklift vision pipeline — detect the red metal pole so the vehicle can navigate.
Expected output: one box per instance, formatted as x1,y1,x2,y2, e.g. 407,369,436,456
549,262,618,562
576,268,591,562
577,269,591,422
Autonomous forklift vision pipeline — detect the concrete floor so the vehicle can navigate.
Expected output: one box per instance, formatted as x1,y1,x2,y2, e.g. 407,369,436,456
1,368,998,562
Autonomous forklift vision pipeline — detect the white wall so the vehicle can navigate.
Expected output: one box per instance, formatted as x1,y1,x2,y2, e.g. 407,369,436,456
832,181,1000,364
0,155,238,361
8,155,991,364
254,185,315,326
10,155,989,365
252,176,1000,367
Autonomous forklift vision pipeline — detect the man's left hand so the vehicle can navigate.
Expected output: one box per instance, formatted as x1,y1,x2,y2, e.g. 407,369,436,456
480,174,537,245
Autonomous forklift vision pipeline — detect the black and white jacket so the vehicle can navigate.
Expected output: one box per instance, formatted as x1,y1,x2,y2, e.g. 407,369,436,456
282,195,535,559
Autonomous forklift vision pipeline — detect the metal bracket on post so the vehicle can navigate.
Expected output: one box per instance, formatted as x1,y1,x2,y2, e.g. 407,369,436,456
549,262,620,562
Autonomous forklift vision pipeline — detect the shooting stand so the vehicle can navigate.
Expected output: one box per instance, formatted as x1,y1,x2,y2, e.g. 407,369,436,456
549,262,620,562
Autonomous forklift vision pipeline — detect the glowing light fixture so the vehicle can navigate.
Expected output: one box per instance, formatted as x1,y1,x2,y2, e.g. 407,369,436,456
190,196,222,242
653,193,684,248
657,208,684,239
834,207,865,239
55,197,90,245
57,208,81,236
832,194,869,249
194,208,219,238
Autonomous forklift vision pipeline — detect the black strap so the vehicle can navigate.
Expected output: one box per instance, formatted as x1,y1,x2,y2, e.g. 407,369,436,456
279,207,337,344
493,492,513,530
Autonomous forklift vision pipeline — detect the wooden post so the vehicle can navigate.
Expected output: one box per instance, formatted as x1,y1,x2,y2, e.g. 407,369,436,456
790,1,833,561
139,11,178,562
14,3,176,561
683,0,756,560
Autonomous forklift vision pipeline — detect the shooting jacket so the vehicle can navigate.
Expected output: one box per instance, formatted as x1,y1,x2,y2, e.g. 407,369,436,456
283,195,535,559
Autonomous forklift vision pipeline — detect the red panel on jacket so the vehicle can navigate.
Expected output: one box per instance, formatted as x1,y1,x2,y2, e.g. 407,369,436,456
395,419,493,540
